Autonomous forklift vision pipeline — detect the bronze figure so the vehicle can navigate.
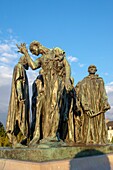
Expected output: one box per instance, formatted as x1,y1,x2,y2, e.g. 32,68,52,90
76,65,110,144
6,55,30,147
17,41,71,144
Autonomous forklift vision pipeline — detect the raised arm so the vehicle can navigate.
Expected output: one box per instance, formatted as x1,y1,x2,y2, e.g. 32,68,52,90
17,43,41,70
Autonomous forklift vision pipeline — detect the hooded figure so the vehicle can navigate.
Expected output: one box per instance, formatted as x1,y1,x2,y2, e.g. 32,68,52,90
6,55,30,146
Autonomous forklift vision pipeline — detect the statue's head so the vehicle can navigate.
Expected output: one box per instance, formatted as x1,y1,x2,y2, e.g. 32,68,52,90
88,65,97,74
29,41,49,55
29,41,41,56
19,56,29,70
39,69,44,75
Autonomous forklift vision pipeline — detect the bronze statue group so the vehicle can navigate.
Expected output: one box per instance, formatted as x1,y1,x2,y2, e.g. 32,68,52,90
6,41,110,148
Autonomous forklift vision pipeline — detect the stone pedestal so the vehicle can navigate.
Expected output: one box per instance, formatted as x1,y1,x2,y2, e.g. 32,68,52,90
0,144,113,169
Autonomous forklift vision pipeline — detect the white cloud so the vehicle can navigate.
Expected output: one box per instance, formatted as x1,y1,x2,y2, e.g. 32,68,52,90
0,65,13,86
0,44,11,52
0,57,9,63
0,41,18,58
105,83,113,94
108,82,113,85
0,37,20,68
0,34,21,87
68,56,78,62
2,52,16,57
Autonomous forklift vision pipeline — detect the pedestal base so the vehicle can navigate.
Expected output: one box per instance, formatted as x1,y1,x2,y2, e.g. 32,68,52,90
0,144,113,169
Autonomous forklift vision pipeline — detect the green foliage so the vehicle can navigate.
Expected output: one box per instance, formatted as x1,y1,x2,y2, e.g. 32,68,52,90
0,122,11,147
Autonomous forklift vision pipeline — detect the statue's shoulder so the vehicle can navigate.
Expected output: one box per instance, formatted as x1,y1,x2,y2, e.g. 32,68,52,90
98,78,105,86
41,50,54,60
80,75,94,86
14,63,22,69
96,75,104,81
82,76,89,81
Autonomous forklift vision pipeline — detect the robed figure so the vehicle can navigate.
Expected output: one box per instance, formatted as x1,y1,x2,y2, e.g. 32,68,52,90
77,65,110,144
6,56,30,146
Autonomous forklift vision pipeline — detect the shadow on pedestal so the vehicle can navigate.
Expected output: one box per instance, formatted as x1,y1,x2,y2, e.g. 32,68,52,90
70,149,111,170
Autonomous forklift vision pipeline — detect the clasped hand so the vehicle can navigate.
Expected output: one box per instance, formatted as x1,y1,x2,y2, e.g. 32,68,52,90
86,110,94,117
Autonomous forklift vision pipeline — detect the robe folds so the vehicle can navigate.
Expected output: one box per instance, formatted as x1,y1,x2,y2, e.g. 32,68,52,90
6,63,30,143
79,74,110,144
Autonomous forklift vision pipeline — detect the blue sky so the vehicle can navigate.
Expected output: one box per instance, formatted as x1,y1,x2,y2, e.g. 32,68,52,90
0,0,113,125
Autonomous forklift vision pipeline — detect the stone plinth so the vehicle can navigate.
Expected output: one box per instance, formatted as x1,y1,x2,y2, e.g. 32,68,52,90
0,144,113,162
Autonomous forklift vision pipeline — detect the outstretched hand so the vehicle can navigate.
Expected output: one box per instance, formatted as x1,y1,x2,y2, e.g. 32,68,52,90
16,43,28,54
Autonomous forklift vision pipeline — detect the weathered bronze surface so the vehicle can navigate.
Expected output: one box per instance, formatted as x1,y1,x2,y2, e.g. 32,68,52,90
16,41,73,146
6,55,30,146
75,65,110,144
